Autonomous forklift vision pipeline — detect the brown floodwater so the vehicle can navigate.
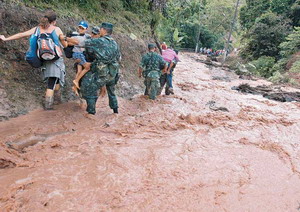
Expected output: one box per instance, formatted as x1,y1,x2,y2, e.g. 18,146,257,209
1,52,300,211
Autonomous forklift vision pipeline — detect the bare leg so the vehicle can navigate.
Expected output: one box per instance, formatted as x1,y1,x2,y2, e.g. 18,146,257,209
73,63,91,89
72,86,79,96
73,64,83,89
46,88,54,98
44,88,54,110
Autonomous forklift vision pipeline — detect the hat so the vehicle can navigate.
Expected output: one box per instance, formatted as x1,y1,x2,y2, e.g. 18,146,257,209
100,22,113,30
148,43,156,49
78,20,88,29
91,26,100,34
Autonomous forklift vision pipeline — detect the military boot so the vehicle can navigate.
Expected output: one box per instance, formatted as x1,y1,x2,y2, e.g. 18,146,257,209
44,96,54,110
54,90,62,105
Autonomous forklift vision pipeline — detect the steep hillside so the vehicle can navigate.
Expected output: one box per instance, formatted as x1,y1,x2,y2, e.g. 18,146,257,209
0,1,151,120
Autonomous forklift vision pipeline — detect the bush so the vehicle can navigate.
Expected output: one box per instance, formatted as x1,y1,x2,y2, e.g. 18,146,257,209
241,12,291,60
247,56,276,78
289,59,300,73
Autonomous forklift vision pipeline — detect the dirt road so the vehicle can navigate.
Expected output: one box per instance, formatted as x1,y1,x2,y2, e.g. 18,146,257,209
1,53,300,211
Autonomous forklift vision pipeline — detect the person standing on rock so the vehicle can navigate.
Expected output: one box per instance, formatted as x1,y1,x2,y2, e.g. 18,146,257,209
138,44,167,100
0,11,68,110
80,22,121,115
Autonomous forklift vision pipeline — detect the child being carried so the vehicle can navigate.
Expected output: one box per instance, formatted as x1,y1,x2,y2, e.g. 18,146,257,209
67,21,91,95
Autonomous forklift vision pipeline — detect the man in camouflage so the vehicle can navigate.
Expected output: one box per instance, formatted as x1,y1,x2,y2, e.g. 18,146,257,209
138,44,167,100
80,22,121,115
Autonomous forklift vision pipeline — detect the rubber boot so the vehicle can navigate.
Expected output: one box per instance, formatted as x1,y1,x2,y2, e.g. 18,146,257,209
113,108,118,114
54,90,62,105
44,96,54,110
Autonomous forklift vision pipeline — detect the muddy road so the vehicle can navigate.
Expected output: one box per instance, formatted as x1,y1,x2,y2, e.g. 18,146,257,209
1,53,300,211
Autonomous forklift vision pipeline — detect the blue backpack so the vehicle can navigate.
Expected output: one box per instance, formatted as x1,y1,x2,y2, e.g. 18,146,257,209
25,27,43,68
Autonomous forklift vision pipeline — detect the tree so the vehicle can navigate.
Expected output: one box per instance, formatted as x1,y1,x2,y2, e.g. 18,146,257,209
240,0,270,30
241,12,291,60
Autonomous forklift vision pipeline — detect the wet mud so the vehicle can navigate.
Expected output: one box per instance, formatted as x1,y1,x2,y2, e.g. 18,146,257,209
0,52,300,211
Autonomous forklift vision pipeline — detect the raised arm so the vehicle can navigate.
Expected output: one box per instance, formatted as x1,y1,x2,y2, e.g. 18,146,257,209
66,37,79,46
0,27,37,41
55,27,68,48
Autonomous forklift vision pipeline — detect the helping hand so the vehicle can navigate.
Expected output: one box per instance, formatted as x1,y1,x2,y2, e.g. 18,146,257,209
0,35,7,41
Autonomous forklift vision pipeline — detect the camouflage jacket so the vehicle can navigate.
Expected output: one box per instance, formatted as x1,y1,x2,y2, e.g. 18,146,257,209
139,52,166,78
85,35,121,80
85,35,120,65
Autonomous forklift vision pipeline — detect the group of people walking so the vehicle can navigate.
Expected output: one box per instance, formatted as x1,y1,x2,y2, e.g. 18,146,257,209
0,11,179,116
138,43,179,100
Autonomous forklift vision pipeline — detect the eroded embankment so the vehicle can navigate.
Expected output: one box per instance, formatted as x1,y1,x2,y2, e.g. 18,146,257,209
0,52,300,211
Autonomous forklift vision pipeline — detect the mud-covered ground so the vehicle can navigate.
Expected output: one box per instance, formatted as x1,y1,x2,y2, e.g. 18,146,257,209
1,53,300,211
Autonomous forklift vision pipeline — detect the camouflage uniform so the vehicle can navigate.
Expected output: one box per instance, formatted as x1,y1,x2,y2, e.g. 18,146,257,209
80,35,120,114
140,52,166,100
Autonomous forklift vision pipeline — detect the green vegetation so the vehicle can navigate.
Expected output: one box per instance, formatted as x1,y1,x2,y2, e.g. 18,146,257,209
239,0,300,83
14,0,152,37
8,0,300,84
156,0,240,50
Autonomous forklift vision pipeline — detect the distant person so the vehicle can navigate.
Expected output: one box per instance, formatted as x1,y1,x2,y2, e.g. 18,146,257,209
138,44,167,100
80,22,121,115
0,11,68,110
160,46,179,95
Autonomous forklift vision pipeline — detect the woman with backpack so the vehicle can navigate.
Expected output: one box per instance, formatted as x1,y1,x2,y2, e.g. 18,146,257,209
0,11,68,110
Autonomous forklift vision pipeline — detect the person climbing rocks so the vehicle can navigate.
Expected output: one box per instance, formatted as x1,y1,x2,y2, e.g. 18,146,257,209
0,11,68,110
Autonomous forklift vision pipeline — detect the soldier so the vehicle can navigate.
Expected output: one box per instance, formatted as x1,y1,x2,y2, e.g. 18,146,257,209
138,44,167,100
80,22,121,115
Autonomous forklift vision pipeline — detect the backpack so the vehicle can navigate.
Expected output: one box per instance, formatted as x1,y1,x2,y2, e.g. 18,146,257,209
37,30,62,61
63,46,74,58
25,27,43,68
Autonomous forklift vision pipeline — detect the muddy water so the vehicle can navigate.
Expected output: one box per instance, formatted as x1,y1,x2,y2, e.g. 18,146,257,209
1,52,300,211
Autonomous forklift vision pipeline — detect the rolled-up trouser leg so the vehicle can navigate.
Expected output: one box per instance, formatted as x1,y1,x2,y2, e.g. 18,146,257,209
85,97,98,114
106,83,118,109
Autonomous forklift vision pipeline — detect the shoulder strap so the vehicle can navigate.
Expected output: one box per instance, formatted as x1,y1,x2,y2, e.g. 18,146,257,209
34,27,40,36
146,52,154,68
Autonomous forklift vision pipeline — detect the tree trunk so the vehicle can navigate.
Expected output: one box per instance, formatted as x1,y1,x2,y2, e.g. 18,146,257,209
222,0,240,66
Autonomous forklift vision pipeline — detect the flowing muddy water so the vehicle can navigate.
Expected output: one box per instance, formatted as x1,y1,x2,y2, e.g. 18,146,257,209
1,52,300,211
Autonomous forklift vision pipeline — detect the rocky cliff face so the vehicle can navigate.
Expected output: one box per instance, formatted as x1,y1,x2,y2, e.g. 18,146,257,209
0,2,147,121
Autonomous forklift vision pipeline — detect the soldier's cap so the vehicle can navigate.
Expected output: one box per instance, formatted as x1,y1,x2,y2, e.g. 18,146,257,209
148,43,156,49
92,26,100,35
100,22,113,30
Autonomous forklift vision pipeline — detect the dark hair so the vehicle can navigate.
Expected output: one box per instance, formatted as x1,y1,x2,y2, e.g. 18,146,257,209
39,11,57,29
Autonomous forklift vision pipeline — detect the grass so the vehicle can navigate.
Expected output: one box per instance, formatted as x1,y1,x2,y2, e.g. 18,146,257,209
15,0,151,38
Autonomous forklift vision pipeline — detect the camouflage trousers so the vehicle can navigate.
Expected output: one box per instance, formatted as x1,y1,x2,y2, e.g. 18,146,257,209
144,76,160,100
80,69,118,114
